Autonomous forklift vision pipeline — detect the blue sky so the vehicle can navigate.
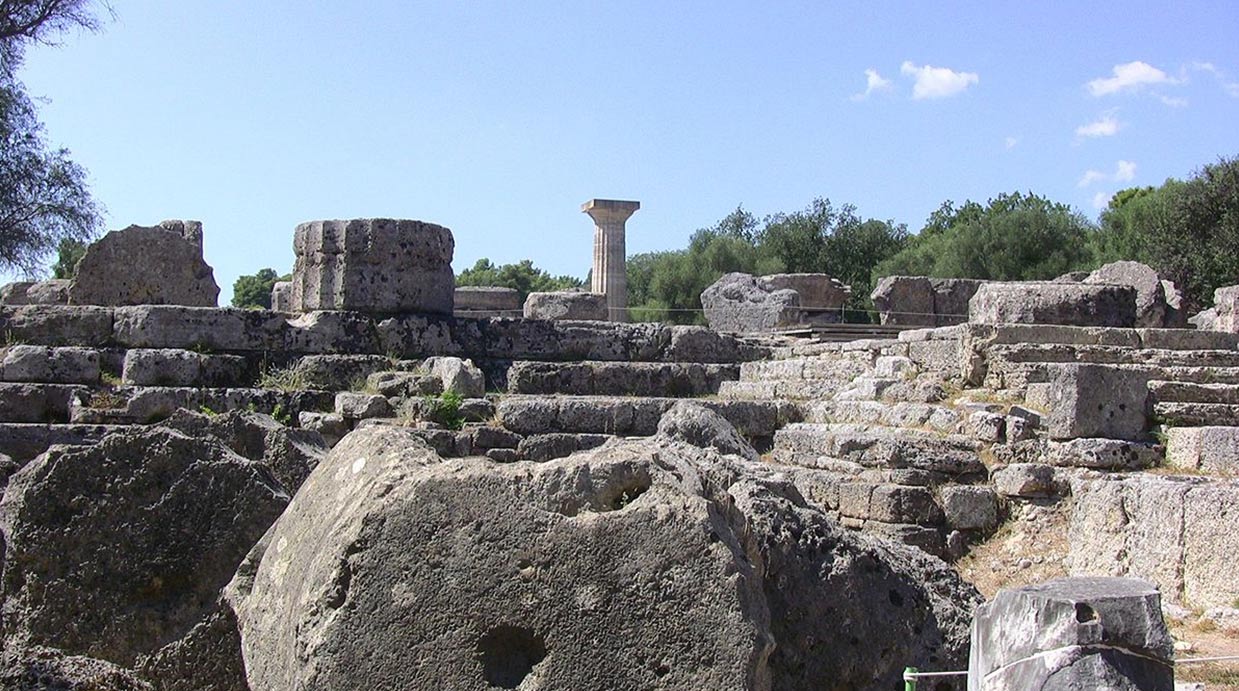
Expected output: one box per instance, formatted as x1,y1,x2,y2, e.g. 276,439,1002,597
14,0,1239,303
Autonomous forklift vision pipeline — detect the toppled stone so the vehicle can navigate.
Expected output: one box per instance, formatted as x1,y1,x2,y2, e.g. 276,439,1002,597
968,577,1174,691
0,279,71,306
522,291,608,320
290,219,454,314
334,392,392,420
454,286,521,315
967,410,1006,442
1084,260,1175,328
969,281,1137,327
0,426,288,666
1166,426,1239,472
424,356,486,397
227,427,979,690
121,348,249,387
701,272,851,332
1046,364,1149,441
655,400,759,461
1045,438,1162,471
297,411,349,447
69,221,220,307
1213,285,1239,333
993,463,1059,498
939,485,999,531
270,281,292,312
0,646,152,690
1,345,99,385
870,276,985,326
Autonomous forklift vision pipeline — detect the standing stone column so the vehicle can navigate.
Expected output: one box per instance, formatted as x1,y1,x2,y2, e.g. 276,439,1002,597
582,199,639,322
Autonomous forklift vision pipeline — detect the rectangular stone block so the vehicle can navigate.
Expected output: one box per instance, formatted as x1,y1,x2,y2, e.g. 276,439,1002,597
1047,364,1149,440
1166,426,1239,472
0,305,114,347
969,282,1137,327
121,349,251,387
1,346,100,384
112,306,289,351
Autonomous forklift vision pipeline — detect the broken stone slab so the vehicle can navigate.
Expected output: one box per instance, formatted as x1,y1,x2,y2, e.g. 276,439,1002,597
655,400,759,462
496,395,798,439
291,354,393,391
0,646,152,690
334,392,392,420
1046,364,1149,441
69,221,220,307
365,370,442,397
121,348,250,387
0,279,71,306
870,276,985,327
516,432,613,462
1044,438,1163,471
226,426,979,690
701,272,850,332
0,382,84,423
0,422,124,462
424,356,485,397
1,345,100,385
969,281,1138,327
453,286,521,315
968,577,1174,691
0,426,288,667
290,219,455,314
939,485,999,531
507,360,739,397
1084,260,1175,328
992,463,1061,498
1213,285,1239,333
112,306,288,351
0,305,114,347
270,281,292,312
296,412,349,447
1166,426,1239,472
522,291,608,320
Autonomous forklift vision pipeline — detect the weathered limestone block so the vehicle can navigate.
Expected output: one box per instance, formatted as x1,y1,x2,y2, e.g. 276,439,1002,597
281,310,381,353
871,276,985,326
0,426,288,667
968,577,1174,691
700,272,804,332
1214,285,1239,333
993,463,1059,498
453,286,521,315
1,345,99,384
939,485,998,531
1068,474,1239,608
1166,426,1239,472
293,354,392,391
1084,260,1174,328
1047,364,1149,440
297,412,349,448
522,291,608,320
0,646,152,690
1045,438,1162,471
69,221,219,307
270,281,292,312
290,218,454,314
656,400,759,461
515,432,611,462
0,383,82,423
931,278,987,325
424,356,485,397
0,279,71,305
334,392,392,420
121,349,250,387
0,305,114,347
506,360,737,397
969,281,1138,327
135,603,249,691
226,425,979,690
112,306,287,351
365,370,442,397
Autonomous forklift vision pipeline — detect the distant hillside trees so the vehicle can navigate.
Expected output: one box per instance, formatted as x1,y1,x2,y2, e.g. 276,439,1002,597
455,258,583,301
232,268,287,309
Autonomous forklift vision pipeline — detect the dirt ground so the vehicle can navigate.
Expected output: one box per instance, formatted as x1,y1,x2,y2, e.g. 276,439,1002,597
956,496,1239,690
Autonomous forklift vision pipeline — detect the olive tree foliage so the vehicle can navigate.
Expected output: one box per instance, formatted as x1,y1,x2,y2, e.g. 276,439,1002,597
1092,156,1239,311
0,0,108,276
455,258,583,301
875,192,1095,282
232,268,288,309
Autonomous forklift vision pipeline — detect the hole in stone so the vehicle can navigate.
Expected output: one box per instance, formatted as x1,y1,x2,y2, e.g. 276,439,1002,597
888,589,905,607
1075,602,1098,623
654,663,670,677
477,625,547,689
606,480,650,511
1118,403,1127,411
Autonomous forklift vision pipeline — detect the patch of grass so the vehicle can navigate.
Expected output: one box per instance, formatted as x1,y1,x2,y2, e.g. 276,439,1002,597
87,390,126,410
1176,663,1239,688
3,329,26,347
423,391,465,431
198,405,219,417
258,362,310,392
271,402,292,426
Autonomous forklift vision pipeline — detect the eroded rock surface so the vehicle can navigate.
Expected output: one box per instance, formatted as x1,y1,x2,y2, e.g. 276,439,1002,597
69,221,220,307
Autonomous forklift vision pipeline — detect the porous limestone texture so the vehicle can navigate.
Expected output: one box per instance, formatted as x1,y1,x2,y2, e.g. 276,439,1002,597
0,646,152,690
423,356,486,398
1215,285,1239,333
1084,260,1185,328
0,279,70,305
1166,426,1239,472
0,426,289,668
656,400,760,462
290,218,455,314
702,272,852,333
69,221,220,307
1069,474,1239,609
1046,364,1149,440
227,422,980,691
270,281,292,312
871,276,985,327
968,577,1173,691
523,291,608,321
969,281,1137,327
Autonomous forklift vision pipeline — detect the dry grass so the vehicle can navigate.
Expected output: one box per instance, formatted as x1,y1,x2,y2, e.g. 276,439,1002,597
955,498,1071,598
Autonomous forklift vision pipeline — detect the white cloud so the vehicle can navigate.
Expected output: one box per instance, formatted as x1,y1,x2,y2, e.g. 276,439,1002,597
1092,192,1112,210
899,61,979,99
1087,61,1176,96
1156,93,1189,107
1191,61,1239,97
1115,160,1137,182
1078,170,1107,188
1075,112,1122,138
850,68,893,101
1004,136,1019,150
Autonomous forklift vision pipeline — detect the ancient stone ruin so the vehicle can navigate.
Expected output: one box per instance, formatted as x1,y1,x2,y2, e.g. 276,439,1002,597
0,216,1236,689
701,272,851,332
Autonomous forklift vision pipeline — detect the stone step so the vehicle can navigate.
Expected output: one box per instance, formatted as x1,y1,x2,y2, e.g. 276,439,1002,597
771,422,986,477
1149,381,1239,405
1164,426,1239,474
66,386,334,426
1153,402,1239,427
985,344,1239,389
506,361,738,397
0,383,88,424
738,354,873,382
805,400,964,434
0,422,127,461
494,395,801,440
970,323,1239,350
717,379,848,401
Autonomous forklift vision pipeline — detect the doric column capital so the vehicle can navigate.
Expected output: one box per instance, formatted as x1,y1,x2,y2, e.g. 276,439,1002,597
582,199,640,226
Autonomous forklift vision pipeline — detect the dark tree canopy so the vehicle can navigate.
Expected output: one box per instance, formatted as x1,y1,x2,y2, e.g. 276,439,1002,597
1,0,106,66
49,236,84,277
455,258,583,301
232,268,287,309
